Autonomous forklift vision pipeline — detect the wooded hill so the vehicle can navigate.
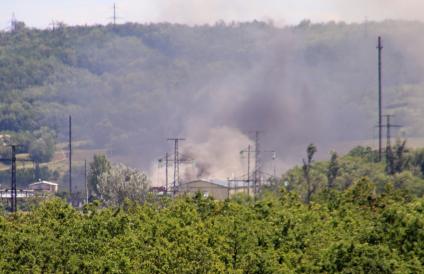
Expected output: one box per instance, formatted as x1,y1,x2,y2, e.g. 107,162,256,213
1,20,424,171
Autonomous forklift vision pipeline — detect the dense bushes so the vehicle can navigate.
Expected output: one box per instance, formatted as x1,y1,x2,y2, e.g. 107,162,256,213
0,182,423,273
283,145,424,203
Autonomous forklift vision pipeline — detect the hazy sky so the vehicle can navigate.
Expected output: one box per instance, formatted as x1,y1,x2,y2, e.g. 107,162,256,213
1,0,423,29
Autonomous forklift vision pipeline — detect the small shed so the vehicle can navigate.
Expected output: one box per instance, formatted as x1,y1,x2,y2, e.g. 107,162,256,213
29,180,59,193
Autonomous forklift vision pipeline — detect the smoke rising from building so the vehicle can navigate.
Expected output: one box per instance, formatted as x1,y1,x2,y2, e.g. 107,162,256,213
45,20,424,186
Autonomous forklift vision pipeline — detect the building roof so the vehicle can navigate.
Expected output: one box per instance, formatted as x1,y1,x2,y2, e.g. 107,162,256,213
29,180,58,186
183,179,249,188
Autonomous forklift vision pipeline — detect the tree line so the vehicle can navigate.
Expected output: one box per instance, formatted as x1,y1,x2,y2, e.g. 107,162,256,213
0,181,422,273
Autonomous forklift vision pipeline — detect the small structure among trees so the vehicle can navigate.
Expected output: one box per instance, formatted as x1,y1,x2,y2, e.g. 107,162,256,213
28,180,59,193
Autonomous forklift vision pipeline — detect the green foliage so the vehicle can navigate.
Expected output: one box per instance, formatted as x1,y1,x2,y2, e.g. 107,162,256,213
284,145,424,201
327,151,339,189
88,154,111,198
1,21,424,169
28,127,56,163
97,163,150,206
302,143,317,204
348,146,379,163
0,184,423,273
0,167,59,193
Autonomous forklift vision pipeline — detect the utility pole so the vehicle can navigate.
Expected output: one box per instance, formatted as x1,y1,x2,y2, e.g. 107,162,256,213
247,145,251,196
240,144,252,196
0,145,33,212
167,138,185,196
165,152,169,193
382,115,402,174
11,145,16,212
10,13,17,32
110,3,121,27
159,149,193,195
113,3,117,26
242,131,276,197
69,116,72,198
84,159,88,204
382,114,402,151
377,36,383,161
254,131,261,195
158,153,170,193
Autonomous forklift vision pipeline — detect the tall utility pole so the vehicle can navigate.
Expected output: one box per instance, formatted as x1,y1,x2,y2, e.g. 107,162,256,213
244,131,275,196
158,153,170,193
0,145,32,212
254,131,261,195
383,115,402,150
84,159,88,204
377,36,383,161
247,144,251,196
240,145,252,196
10,13,17,32
167,138,185,196
113,3,117,26
159,150,192,194
11,145,16,212
69,115,72,196
165,152,169,193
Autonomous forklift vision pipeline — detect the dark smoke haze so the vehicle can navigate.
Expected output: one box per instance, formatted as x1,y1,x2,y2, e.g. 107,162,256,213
45,21,424,186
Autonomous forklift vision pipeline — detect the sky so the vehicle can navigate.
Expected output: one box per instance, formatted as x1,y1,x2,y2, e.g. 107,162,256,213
1,0,423,29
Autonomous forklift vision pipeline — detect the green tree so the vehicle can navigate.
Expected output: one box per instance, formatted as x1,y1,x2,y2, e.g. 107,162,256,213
327,151,339,189
29,127,56,163
303,143,317,204
97,163,150,206
386,139,410,175
88,154,111,198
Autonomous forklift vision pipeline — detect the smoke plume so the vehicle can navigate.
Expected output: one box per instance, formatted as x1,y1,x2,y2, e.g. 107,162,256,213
44,20,424,188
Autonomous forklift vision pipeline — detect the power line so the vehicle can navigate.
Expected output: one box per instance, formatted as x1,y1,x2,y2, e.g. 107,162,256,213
241,132,276,197
109,3,122,26
165,152,169,193
167,138,185,196
84,159,88,204
377,36,383,161
10,13,17,32
0,145,33,212
113,3,117,26
159,149,193,195
247,144,251,196
158,152,170,193
69,115,72,198
382,114,402,151
254,131,261,195
252,131,275,195
240,144,252,196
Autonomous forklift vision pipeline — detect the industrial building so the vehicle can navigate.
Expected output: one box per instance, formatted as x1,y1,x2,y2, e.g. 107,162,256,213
28,180,59,193
178,179,252,200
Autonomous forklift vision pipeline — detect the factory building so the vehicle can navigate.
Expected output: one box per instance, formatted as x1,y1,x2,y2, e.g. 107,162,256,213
178,179,252,200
